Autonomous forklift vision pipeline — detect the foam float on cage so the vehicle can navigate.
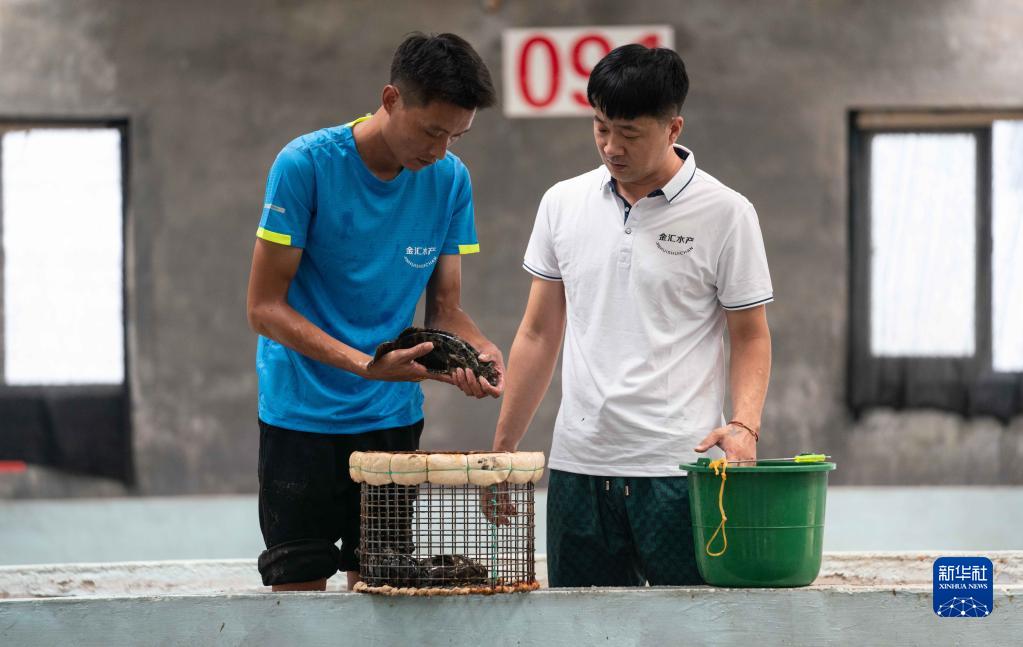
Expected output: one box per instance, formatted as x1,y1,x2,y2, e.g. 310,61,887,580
391,453,429,485
348,451,545,485
362,452,395,485
467,452,512,486
427,453,469,485
508,451,545,484
348,451,365,482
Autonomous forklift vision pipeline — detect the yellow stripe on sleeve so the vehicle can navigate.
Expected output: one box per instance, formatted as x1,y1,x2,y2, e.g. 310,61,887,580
256,227,293,246
458,243,480,255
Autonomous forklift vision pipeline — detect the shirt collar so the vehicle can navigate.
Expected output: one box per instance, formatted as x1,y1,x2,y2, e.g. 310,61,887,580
600,144,697,204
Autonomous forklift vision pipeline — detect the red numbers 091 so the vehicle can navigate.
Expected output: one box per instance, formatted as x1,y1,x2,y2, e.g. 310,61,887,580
517,31,661,109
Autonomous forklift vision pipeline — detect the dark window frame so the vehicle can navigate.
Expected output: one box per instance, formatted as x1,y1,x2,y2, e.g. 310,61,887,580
0,117,133,483
848,109,1023,423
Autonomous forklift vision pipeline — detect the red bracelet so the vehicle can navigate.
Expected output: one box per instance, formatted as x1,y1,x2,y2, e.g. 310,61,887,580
728,420,759,442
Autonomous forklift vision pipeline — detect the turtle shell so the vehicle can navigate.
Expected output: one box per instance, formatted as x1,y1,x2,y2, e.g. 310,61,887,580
418,553,489,586
361,547,422,587
371,327,499,387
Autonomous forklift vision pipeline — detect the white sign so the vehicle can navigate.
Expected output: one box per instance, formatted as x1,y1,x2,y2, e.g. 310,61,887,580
502,25,675,118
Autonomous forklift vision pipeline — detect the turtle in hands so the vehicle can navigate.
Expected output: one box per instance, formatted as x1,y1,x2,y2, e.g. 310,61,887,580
370,327,499,386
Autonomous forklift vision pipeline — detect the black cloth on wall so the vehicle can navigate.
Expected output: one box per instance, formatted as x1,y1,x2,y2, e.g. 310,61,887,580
848,355,1023,424
0,385,133,484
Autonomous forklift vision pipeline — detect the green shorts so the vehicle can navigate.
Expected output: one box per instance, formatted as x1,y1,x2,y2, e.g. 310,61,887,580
546,469,704,587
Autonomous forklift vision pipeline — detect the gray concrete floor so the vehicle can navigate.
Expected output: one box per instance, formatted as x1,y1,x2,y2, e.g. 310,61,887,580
2,551,1021,598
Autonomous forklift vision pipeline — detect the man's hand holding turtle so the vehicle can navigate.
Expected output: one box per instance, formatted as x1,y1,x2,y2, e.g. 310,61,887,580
454,343,505,399
368,328,504,398
451,342,505,399
360,342,454,384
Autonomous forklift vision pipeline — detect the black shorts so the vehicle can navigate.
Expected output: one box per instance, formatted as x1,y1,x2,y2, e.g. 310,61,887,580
546,469,703,587
256,418,423,586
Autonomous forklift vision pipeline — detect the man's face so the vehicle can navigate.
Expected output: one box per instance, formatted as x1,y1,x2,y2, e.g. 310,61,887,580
592,108,682,184
383,86,475,171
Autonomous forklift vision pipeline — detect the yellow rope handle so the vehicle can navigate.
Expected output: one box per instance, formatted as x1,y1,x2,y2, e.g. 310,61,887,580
705,458,728,557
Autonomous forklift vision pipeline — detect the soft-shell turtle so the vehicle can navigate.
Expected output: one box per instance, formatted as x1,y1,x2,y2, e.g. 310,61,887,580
418,553,489,586
370,327,499,386
362,547,423,587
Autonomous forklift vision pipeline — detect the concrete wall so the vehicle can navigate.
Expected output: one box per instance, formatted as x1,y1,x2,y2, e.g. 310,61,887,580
3,586,1022,646
1,0,1022,497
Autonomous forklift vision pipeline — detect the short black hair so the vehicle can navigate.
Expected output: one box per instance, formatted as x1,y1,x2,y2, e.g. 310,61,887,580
390,32,496,110
587,45,689,121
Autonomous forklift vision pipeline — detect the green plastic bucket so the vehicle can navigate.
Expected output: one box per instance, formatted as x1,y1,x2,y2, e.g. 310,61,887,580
679,457,837,587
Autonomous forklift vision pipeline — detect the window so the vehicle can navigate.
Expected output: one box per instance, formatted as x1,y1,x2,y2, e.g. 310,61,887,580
0,121,132,482
849,111,1023,422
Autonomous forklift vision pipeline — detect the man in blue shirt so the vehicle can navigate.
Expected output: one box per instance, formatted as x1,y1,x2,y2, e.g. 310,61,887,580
246,33,502,592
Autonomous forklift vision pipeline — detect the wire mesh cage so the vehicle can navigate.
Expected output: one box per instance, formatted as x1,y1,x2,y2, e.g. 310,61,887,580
349,450,544,595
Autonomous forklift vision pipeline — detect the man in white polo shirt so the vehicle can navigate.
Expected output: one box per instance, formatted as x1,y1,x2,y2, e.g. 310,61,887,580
489,44,773,586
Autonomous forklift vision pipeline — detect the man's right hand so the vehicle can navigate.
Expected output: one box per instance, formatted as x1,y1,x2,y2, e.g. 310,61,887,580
360,342,453,384
479,482,517,526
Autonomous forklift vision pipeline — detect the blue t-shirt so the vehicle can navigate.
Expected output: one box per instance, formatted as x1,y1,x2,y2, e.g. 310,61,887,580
255,117,480,434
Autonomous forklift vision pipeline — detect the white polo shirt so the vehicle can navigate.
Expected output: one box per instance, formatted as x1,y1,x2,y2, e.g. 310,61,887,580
523,145,773,477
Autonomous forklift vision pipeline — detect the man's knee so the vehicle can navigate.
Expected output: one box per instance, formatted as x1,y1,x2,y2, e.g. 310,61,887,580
258,538,341,587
